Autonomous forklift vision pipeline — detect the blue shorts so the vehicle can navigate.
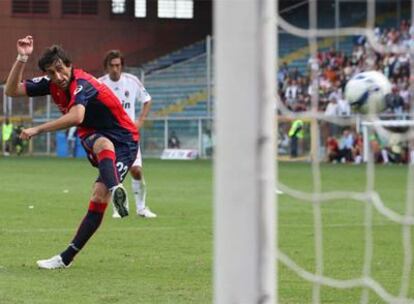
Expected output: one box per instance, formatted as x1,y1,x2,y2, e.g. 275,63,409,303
81,133,138,183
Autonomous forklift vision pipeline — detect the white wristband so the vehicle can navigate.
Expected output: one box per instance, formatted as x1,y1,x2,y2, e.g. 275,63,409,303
16,54,28,63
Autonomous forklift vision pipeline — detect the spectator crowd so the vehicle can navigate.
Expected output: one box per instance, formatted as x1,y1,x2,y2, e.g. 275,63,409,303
278,19,413,115
278,20,414,164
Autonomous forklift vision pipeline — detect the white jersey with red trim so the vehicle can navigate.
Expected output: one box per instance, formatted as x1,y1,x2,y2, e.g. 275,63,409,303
99,72,151,121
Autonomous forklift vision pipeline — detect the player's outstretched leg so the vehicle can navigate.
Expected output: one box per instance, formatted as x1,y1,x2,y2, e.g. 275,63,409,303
37,200,108,269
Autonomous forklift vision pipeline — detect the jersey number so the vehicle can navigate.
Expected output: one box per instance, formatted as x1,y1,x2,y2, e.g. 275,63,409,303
116,161,129,181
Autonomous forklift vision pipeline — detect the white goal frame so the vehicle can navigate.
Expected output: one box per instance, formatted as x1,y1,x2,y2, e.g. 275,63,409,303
214,0,276,303
215,0,414,303
361,120,414,162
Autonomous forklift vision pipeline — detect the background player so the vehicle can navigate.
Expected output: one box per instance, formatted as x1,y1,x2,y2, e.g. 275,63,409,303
5,35,137,269
100,50,156,219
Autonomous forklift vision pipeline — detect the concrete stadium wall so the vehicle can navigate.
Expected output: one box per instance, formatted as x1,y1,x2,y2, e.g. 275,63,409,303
0,0,212,81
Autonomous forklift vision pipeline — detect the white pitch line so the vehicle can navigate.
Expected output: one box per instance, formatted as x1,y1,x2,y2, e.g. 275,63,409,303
0,222,394,234
0,226,179,234
278,222,396,228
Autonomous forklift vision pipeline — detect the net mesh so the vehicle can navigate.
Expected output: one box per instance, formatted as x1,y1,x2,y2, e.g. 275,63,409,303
277,1,414,303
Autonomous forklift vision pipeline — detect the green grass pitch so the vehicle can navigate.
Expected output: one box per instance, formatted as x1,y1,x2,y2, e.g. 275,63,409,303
0,157,413,303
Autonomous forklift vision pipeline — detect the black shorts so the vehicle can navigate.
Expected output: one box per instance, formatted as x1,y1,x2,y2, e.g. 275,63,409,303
81,133,138,183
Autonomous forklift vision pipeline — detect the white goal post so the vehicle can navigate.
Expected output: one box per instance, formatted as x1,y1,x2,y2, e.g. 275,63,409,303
361,120,414,162
214,0,276,303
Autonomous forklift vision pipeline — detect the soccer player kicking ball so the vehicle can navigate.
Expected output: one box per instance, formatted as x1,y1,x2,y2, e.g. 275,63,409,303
99,50,156,218
5,35,138,269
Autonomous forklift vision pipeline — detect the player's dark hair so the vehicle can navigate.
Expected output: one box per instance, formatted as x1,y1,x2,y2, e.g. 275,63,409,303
38,45,72,72
103,50,124,69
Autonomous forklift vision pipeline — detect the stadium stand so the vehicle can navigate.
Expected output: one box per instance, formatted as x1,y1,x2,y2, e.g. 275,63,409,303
37,2,407,121
140,40,206,75
135,5,407,119
135,46,209,118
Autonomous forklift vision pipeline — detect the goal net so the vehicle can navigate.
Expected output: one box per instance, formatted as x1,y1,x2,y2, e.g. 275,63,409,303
276,1,414,303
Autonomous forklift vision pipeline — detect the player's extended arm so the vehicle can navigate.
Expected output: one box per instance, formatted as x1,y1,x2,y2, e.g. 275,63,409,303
136,99,152,130
20,105,85,140
5,35,34,97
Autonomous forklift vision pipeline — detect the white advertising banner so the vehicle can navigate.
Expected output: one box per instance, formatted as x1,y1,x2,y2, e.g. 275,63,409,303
160,149,198,160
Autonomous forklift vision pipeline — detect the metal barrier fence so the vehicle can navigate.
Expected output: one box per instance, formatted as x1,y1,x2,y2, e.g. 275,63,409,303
2,84,413,162
1,105,215,159
1,85,215,158
141,117,214,158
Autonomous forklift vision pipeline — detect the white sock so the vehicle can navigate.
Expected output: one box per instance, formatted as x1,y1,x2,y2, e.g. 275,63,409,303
381,149,389,163
132,178,146,211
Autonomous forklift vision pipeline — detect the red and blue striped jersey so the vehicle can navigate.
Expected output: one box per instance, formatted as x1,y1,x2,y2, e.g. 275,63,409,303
24,68,139,143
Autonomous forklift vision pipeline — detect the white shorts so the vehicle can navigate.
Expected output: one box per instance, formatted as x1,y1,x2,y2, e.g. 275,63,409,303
132,145,142,168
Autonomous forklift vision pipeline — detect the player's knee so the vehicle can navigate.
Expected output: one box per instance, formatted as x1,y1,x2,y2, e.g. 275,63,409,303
130,166,142,180
93,137,115,155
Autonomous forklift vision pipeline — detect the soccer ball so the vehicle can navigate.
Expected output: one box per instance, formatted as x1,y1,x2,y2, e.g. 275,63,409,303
344,71,392,114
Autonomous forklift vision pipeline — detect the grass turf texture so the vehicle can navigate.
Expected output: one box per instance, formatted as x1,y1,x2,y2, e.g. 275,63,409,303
0,157,413,303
